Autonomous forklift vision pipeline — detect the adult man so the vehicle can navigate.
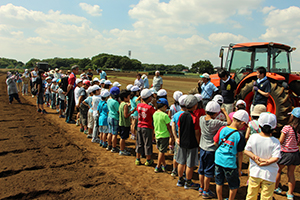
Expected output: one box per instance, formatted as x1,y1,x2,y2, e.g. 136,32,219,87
36,70,46,113
252,67,271,112
152,71,163,91
198,73,218,108
134,73,144,91
65,65,79,123
97,69,107,80
218,69,237,114
31,66,38,97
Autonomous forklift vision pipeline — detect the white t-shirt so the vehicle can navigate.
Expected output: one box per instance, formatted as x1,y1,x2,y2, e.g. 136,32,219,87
31,71,37,82
45,83,51,94
245,134,281,182
74,87,81,106
57,88,65,100
92,95,102,117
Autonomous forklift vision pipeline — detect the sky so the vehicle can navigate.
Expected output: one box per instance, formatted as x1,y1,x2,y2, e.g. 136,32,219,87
1,0,300,71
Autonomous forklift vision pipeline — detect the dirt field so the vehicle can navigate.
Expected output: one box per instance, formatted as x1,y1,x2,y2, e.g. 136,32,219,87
1,71,299,200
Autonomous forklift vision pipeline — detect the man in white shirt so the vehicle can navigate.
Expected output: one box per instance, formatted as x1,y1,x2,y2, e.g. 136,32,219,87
152,71,163,91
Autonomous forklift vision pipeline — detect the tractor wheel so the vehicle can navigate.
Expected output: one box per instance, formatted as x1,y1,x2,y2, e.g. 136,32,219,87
239,81,292,137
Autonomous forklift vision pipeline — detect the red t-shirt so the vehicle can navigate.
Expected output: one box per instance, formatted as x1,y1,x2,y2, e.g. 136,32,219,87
137,103,156,129
68,73,76,89
194,108,206,119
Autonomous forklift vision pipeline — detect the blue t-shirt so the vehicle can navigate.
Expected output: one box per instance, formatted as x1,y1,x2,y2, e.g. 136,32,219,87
171,111,184,137
130,96,139,117
201,81,218,99
100,71,107,80
84,96,93,113
214,126,246,169
144,78,149,88
97,100,109,126
107,98,119,120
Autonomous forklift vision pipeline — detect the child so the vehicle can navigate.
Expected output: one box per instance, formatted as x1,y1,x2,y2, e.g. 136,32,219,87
193,93,206,119
57,82,66,118
74,79,83,126
213,110,248,200
176,95,200,189
107,86,120,152
44,77,52,107
91,85,102,143
97,90,110,148
213,95,226,121
78,80,89,133
275,107,300,200
171,94,187,177
168,91,183,153
119,90,136,156
153,98,172,172
198,101,231,198
245,104,266,141
130,86,140,140
82,87,94,137
21,69,30,95
50,78,58,109
244,112,281,200
135,89,156,166
229,100,247,119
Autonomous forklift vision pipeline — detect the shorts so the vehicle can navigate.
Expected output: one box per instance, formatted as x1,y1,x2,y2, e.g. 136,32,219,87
173,142,179,160
176,147,198,168
277,151,300,166
215,164,240,190
119,126,130,139
156,137,169,153
198,149,215,178
136,127,153,156
99,126,109,134
87,112,94,129
37,92,44,105
79,104,89,126
45,93,50,102
59,99,65,110
108,117,119,135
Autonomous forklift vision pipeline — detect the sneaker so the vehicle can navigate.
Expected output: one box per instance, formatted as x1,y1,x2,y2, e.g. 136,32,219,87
41,110,48,114
106,146,112,151
79,127,84,132
202,190,216,199
119,150,130,156
50,105,52,109
135,159,141,165
56,109,59,113
59,115,65,118
145,159,154,166
102,144,107,148
177,179,185,187
99,142,103,147
287,193,294,200
154,166,160,173
37,108,42,113
76,120,79,126
184,181,200,190
32,95,35,98
161,165,166,172
84,129,88,134
67,120,76,124
91,138,100,143
171,170,178,177
111,148,118,153
198,187,204,195
87,134,93,138
274,187,282,194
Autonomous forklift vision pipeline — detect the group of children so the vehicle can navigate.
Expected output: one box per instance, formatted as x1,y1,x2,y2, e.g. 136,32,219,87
7,69,300,200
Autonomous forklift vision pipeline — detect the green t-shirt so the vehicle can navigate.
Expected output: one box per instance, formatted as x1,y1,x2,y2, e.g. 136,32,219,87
153,111,171,139
119,102,131,127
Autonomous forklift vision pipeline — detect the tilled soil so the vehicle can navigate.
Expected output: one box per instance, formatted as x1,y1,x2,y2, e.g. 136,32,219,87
0,72,299,200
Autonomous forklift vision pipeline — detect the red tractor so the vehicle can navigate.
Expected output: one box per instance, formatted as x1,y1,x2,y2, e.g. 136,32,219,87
210,42,300,136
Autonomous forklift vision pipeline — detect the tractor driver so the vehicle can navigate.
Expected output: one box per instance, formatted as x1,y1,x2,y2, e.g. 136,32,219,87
197,73,218,108
251,66,271,113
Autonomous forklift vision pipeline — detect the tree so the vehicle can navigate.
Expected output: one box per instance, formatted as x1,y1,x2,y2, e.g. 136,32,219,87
190,60,214,74
77,58,91,69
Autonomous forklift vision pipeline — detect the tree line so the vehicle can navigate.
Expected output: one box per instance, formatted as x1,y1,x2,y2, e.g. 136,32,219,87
0,54,215,74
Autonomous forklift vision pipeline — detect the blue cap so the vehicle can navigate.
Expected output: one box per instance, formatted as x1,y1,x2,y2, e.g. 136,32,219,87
110,86,120,96
291,107,300,118
157,98,169,107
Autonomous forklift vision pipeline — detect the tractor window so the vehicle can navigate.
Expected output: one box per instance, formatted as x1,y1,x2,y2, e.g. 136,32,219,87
254,48,268,70
271,49,290,73
230,49,252,83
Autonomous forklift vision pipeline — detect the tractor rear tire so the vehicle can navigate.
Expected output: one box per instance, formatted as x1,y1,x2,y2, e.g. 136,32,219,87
239,81,292,137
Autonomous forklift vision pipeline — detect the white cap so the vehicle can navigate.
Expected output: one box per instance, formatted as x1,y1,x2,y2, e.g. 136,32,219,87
113,82,121,87
55,68,59,71
200,73,210,79
258,112,277,129
25,69,29,72
155,70,160,74
178,94,188,106
52,78,57,83
141,89,153,99
131,86,140,92
101,90,110,98
194,94,203,102
141,74,147,79
76,79,83,85
100,79,105,84
236,100,246,107
126,84,133,91
91,85,101,92
93,77,100,82
173,91,183,102
205,101,220,113
104,80,112,85
87,87,93,94
45,77,52,80
213,94,224,104
157,89,167,97
149,87,157,94
233,110,249,123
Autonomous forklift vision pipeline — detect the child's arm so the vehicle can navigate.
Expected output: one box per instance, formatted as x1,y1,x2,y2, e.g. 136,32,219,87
195,129,200,144
278,132,286,144
167,123,173,140
176,127,180,145
237,151,243,177
245,126,251,141
124,104,135,118
82,101,90,108
168,110,172,119
221,107,231,125
172,121,178,140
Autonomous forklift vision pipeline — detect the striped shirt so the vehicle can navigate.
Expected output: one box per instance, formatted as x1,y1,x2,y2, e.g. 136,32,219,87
281,125,300,153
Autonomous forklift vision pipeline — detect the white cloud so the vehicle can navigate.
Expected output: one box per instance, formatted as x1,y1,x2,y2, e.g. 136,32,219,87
79,3,102,16
261,6,276,14
209,32,248,46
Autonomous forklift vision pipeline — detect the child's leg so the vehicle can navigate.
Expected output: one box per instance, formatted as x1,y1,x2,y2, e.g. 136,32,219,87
216,185,223,200
260,179,275,200
229,189,238,200
204,177,211,192
186,166,194,180
157,152,164,168
287,165,296,195
112,134,117,148
107,133,112,146
199,174,204,190
178,164,185,178
245,176,261,200
275,164,285,188
120,139,125,151
103,133,107,144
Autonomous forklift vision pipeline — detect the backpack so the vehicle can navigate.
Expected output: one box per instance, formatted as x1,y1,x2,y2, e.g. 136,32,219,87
61,76,69,92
